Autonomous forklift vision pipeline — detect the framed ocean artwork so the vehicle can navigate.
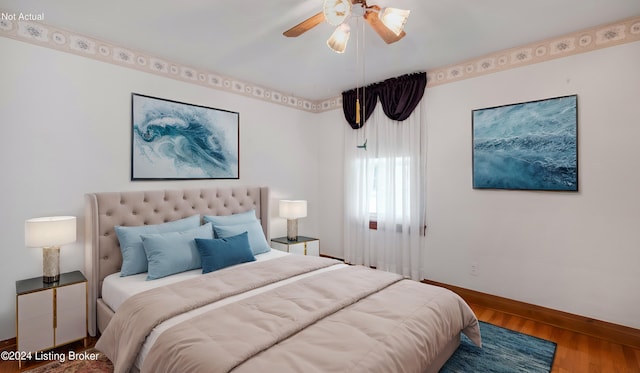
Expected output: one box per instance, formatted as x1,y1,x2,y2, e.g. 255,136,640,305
472,95,578,191
131,93,239,180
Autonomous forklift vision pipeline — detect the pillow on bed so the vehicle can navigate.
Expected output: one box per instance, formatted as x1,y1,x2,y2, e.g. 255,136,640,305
141,222,214,280
204,210,259,227
204,210,270,255
115,214,201,277
195,232,256,274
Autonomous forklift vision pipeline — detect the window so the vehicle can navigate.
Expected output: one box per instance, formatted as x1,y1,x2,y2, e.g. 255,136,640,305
365,157,411,228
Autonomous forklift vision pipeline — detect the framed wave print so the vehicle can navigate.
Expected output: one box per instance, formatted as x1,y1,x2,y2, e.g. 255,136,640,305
472,95,578,191
131,93,239,180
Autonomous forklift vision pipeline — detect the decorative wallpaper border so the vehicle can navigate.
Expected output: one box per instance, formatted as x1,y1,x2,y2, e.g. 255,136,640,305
0,13,333,113
1,13,638,113
426,16,640,88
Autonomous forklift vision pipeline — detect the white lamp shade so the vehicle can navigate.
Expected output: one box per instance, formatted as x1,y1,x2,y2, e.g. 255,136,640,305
25,216,77,247
327,23,350,53
379,7,410,36
279,200,307,219
323,0,352,26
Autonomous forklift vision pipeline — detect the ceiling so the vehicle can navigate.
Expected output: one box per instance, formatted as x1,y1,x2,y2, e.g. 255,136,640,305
3,0,640,101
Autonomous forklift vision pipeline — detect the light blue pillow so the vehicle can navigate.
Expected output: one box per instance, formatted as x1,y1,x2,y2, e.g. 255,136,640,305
204,210,270,255
203,210,258,228
141,223,214,280
212,224,270,255
115,215,201,276
195,232,256,274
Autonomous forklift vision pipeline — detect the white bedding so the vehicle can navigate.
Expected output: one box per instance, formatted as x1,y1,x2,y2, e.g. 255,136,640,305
102,250,348,369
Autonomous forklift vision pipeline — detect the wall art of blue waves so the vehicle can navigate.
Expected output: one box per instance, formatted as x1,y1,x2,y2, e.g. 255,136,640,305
472,95,577,191
132,94,239,179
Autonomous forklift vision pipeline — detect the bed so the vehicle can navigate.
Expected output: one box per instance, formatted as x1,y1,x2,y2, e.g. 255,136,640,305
84,186,481,373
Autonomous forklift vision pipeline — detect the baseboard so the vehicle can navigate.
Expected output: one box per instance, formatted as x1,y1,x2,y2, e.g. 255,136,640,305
423,279,640,349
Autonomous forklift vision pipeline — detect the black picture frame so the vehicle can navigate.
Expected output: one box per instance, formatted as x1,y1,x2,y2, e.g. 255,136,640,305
472,95,578,191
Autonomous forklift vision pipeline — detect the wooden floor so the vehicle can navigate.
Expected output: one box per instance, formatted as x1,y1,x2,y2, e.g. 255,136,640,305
470,302,640,373
1,307,639,372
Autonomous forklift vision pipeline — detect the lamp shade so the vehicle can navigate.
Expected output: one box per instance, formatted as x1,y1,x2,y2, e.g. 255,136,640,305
323,0,352,26
379,7,410,36
25,216,77,247
279,200,307,219
327,23,350,53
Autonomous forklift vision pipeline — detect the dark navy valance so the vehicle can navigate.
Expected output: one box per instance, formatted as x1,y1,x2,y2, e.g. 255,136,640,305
342,72,427,129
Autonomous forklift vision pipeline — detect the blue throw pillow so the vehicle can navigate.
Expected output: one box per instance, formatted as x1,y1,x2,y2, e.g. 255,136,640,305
141,223,214,280
204,210,270,255
195,232,256,274
115,215,201,276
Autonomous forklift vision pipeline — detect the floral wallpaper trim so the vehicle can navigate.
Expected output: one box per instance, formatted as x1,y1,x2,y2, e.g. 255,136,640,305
0,15,328,113
1,14,638,113
426,16,640,88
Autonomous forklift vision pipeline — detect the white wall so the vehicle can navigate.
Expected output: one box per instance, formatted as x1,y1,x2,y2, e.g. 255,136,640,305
424,42,640,328
318,42,640,329
0,37,322,340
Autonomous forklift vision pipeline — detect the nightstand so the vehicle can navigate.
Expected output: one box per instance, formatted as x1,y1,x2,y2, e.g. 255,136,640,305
16,271,87,359
271,236,320,256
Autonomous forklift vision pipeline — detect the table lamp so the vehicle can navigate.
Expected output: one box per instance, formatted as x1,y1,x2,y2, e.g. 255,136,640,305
279,200,307,241
25,216,77,283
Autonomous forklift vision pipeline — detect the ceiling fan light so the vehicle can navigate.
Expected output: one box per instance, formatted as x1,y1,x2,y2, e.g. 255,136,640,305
379,7,410,36
324,0,352,26
327,23,350,53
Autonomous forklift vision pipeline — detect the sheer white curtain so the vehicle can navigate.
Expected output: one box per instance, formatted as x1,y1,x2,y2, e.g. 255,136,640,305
343,98,427,280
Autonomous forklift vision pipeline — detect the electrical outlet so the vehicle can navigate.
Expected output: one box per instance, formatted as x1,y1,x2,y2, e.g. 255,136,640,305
470,262,479,276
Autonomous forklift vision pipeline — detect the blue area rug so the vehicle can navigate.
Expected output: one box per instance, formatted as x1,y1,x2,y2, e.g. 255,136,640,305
440,321,556,373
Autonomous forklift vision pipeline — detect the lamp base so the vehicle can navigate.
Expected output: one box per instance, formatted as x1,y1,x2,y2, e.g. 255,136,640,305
286,219,299,241
43,274,60,283
42,246,60,283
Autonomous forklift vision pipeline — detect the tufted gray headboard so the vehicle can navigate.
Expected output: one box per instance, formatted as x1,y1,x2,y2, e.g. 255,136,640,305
84,186,269,336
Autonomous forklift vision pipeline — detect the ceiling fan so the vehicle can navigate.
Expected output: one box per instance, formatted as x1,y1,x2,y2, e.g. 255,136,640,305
283,0,410,53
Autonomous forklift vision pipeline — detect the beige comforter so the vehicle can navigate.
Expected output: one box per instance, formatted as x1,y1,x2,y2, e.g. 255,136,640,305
98,255,481,373
97,255,340,373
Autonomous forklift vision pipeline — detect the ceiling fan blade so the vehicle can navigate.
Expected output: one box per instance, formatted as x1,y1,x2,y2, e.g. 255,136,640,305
364,7,406,44
283,12,325,37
